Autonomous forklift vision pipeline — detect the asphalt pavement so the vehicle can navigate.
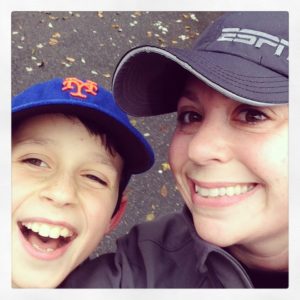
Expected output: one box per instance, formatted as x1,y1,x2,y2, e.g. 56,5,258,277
11,11,223,256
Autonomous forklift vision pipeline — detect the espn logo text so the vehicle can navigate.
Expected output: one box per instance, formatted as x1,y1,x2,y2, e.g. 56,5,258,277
217,28,288,59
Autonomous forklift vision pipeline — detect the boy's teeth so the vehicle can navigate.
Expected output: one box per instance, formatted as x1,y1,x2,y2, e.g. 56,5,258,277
32,243,55,253
22,222,73,239
195,184,254,198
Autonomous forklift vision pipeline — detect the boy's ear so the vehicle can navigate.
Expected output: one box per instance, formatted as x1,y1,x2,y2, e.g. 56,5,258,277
106,194,128,233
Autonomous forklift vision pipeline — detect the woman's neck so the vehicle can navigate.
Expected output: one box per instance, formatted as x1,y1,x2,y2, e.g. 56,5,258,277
228,234,288,271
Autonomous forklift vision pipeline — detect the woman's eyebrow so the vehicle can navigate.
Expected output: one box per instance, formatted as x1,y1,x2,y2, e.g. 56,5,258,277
180,89,199,103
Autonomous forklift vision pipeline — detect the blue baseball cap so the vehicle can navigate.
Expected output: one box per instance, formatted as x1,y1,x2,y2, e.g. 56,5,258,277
113,11,288,116
12,77,154,174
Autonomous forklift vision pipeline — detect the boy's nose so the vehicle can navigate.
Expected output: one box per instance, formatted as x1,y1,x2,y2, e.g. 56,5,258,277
187,121,233,166
39,171,78,207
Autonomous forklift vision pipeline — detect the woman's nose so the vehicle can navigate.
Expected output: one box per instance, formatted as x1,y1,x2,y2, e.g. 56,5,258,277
187,121,233,166
39,171,78,207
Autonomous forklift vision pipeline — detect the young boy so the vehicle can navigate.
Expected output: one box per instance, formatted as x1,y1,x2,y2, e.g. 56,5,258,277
12,77,154,288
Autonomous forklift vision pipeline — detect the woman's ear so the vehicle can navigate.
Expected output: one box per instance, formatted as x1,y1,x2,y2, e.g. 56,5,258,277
106,194,128,233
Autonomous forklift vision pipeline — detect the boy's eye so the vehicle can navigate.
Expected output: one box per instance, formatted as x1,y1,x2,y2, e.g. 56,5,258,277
177,111,202,125
22,158,49,168
85,174,108,187
237,108,268,123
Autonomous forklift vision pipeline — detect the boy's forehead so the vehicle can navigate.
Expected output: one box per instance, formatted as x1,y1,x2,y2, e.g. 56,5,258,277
14,113,81,135
13,113,124,172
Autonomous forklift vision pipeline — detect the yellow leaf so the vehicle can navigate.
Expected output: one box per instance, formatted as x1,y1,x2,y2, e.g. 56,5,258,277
146,212,155,221
161,162,170,171
130,119,137,126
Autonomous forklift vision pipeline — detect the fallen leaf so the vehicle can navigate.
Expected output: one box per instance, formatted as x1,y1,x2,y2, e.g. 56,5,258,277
52,32,61,38
160,184,168,198
161,162,171,171
146,212,155,221
66,56,75,63
178,35,189,41
49,38,58,45
61,61,71,67
49,15,59,20
190,13,199,22
130,119,137,126
36,61,44,67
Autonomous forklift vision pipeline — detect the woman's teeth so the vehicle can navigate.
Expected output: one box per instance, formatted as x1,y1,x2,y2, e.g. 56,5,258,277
195,184,255,198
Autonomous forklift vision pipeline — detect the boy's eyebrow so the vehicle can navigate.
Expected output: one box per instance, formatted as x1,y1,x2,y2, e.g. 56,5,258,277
13,137,58,146
90,153,118,170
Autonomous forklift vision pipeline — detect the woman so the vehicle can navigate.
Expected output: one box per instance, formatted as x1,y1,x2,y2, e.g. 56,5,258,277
60,11,288,288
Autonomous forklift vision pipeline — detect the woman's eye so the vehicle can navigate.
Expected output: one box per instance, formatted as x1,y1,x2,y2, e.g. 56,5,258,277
85,174,108,187
177,111,202,125
237,109,268,123
22,158,48,168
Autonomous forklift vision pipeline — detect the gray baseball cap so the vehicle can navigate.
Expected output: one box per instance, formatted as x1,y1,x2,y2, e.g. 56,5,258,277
113,11,288,117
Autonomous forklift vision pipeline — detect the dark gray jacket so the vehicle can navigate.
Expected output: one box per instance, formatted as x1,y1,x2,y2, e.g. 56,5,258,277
60,206,253,288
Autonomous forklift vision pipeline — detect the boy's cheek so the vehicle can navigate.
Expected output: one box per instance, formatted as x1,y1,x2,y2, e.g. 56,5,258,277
12,185,26,213
12,173,34,212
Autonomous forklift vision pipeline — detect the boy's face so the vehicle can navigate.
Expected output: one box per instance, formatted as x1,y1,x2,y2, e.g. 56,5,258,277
12,113,123,288
169,78,288,253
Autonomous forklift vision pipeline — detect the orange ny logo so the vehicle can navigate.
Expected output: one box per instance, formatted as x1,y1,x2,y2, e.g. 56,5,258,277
62,77,98,99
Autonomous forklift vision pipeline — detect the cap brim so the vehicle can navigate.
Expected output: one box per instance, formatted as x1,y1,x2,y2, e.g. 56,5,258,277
12,100,154,174
113,46,288,117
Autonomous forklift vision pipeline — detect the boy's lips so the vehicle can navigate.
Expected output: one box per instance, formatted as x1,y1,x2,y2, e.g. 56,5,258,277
17,218,78,260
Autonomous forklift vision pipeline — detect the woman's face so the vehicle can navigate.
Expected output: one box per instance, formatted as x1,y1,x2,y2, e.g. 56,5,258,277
169,77,288,255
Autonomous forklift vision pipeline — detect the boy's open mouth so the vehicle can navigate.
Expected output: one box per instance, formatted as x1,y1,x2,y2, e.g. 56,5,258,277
18,221,77,253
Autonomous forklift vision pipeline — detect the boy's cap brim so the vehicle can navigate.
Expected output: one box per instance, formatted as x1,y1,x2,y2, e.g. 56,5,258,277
112,12,288,117
12,78,154,174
